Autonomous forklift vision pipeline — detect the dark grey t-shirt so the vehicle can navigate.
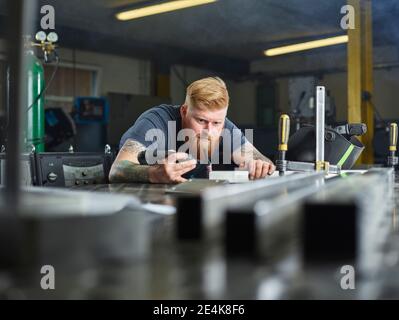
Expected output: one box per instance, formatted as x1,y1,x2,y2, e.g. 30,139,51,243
120,104,246,157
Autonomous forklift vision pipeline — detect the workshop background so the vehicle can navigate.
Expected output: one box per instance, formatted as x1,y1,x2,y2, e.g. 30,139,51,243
0,0,399,301
1,0,399,161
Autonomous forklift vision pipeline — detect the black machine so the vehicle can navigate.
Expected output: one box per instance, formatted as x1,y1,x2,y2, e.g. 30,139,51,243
286,123,366,170
44,107,76,152
276,86,366,174
34,151,114,187
0,148,114,188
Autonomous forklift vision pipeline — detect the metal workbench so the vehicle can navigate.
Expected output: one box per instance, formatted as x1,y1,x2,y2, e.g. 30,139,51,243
0,169,398,300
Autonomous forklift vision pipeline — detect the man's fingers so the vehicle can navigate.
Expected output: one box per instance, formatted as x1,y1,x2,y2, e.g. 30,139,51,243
248,161,256,179
254,161,263,179
173,176,187,183
172,161,197,178
166,152,190,163
238,160,276,180
175,165,197,177
261,162,270,178
174,159,197,171
268,163,276,175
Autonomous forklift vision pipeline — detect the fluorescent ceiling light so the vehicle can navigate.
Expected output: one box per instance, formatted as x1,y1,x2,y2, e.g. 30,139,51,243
264,35,349,57
116,0,218,21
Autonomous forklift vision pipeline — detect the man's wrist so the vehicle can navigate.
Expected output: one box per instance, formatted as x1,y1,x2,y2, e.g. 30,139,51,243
148,165,158,183
109,160,151,183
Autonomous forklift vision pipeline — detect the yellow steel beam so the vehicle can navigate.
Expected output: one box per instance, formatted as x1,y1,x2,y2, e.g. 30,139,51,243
347,0,362,125
347,0,374,164
361,0,374,163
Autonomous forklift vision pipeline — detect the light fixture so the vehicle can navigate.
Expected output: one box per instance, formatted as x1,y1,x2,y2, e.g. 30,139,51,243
264,35,349,57
116,0,218,21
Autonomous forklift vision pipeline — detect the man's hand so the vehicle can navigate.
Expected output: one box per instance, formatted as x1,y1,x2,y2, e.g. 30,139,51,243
148,152,197,183
239,159,276,180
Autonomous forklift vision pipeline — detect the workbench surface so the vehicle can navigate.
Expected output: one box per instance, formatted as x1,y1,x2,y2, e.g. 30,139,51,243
1,172,398,300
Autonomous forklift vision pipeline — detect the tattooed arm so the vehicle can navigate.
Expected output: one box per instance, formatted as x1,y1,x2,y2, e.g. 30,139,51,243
108,139,149,183
232,142,276,180
109,139,196,184
233,142,273,163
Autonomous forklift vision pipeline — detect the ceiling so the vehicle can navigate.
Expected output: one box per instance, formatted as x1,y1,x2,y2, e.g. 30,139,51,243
41,0,346,60
1,0,399,76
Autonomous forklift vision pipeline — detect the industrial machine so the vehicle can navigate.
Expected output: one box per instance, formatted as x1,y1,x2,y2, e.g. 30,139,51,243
0,145,114,187
73,97,110,152
277,86,343,175
34,147,114,187
44,107,77,152
286,123,366,170
289,77,336,131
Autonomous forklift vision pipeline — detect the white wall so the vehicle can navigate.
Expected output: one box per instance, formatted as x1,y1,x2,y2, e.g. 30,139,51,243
56,47,152,96
0,40,152,97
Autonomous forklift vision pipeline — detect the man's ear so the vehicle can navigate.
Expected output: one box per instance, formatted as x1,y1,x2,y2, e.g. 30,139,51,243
180,104,188,118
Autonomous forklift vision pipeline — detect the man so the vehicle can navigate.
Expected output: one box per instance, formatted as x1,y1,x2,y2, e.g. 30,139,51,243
109,77,275,183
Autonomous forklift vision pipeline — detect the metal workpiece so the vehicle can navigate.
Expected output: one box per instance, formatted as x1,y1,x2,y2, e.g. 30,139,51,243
315,86,325,164
0,188,150,270
276,160,341,175
225,172,328,259
302,168,394,274
176,172,325,241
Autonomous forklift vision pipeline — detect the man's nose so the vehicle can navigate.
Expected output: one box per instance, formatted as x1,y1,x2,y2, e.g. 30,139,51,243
203,122,216,134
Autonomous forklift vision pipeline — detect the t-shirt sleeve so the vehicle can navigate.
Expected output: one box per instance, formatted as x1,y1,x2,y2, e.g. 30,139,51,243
119,116,160,150
224,118,248,151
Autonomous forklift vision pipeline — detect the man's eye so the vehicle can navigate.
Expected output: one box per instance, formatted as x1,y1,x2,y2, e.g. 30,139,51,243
198,119,205,123
214,122,221,126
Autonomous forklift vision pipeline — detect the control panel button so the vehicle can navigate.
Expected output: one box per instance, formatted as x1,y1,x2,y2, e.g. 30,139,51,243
47,172,58,182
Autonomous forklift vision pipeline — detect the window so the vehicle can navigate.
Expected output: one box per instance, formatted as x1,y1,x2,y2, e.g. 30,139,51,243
43,63,100,113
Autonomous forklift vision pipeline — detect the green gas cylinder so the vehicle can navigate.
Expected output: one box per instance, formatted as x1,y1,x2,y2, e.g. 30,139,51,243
25,49,45,152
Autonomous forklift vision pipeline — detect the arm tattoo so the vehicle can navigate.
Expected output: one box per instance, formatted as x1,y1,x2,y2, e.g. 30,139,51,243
120,139,146,157
240,143,273,163
252,148,273,163
109,160,150,183
108,139,149,183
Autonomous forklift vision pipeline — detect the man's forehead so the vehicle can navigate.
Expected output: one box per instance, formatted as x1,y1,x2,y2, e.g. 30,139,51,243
189,107,227,121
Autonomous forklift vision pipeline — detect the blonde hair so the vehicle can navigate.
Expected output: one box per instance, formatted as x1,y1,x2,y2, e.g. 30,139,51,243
185,77,229,111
